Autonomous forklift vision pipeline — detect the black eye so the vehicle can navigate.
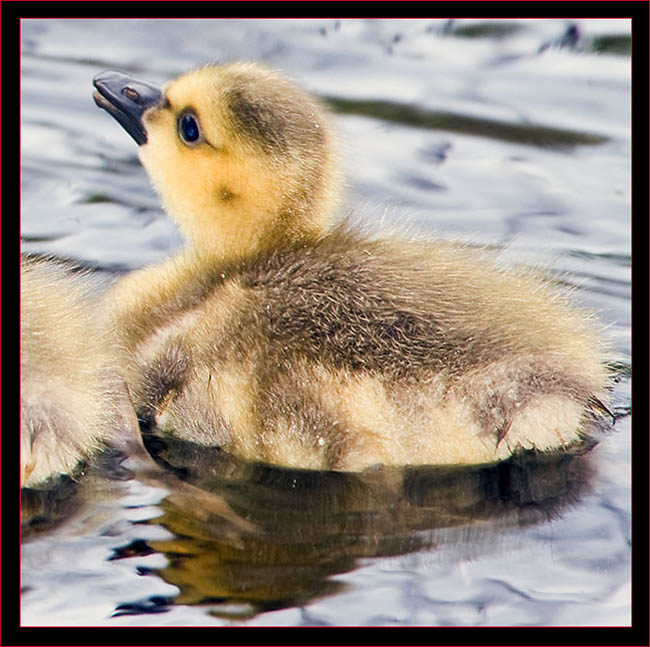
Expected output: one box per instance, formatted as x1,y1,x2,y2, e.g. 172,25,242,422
178,113,201,144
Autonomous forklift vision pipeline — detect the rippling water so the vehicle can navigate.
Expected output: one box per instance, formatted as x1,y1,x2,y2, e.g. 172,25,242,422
19,18,631,627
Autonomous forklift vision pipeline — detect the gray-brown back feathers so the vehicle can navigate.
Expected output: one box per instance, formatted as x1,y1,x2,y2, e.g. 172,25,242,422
117,225,609,470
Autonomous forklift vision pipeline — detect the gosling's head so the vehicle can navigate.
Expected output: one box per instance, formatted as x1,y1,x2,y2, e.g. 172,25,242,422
93,61,341,259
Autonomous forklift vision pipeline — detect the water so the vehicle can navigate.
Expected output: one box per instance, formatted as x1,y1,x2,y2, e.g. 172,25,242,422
19,18,631,627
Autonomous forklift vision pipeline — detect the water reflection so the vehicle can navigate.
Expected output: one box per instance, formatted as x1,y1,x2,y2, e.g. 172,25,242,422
97,435,597,619
20,447,135,540
326,97,608,148
21,476,85,538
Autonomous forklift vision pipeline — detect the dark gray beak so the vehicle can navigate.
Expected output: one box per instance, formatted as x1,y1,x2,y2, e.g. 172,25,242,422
93,71,164,145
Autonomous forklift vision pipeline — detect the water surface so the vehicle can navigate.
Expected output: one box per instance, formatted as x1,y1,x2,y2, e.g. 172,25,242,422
20,18,631,627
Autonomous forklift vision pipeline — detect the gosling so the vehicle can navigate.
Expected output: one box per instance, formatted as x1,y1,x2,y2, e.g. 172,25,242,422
93,61,611,472
20,256,138,488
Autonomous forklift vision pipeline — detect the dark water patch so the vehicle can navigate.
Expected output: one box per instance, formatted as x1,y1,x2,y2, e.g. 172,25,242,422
539,24,582,53
548,272,631,300
612,404,631,420
325,97,608,149
591,34,631,56
568,250,631,267
557,269,631,290
606,360,631,381
451,21,525,40
21,475,84,538
418,141,452,164
538,24,631,57
113,595,173,617
80,193,113,204
20,234,63,243
402,174,446,192
109,538,157,561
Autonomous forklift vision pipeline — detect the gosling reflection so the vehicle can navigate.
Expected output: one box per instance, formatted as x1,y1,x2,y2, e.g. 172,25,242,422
110,435,595,619
20,448,134,540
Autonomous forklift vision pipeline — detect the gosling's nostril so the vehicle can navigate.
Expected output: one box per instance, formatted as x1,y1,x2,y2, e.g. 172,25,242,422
122,86,140,102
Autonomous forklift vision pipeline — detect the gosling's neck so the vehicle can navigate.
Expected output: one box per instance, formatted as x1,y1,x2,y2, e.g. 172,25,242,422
155,172,340,264
167,197,335,264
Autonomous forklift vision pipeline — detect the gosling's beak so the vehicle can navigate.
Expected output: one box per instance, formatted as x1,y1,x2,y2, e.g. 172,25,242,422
93,71,163,145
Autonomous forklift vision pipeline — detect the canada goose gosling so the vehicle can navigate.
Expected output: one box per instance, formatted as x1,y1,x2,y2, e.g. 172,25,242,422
20,257,138,488
93,61,611,472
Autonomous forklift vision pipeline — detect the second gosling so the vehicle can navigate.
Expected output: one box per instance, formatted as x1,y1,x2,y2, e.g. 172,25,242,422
20,256,138,487
93,62,611,472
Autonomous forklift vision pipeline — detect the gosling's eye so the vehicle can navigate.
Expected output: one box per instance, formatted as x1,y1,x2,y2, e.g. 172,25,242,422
178,113,201,144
